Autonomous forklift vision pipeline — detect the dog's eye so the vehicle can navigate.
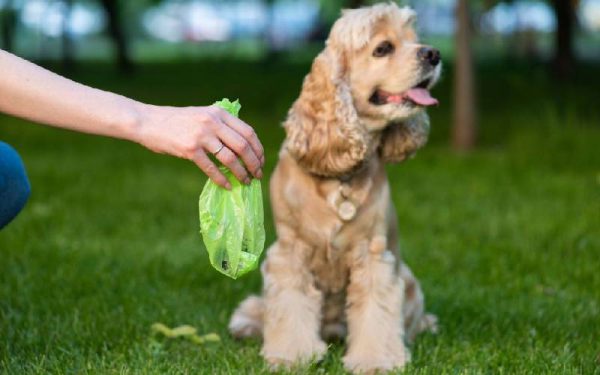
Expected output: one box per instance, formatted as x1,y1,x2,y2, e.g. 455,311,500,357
373,41,395,57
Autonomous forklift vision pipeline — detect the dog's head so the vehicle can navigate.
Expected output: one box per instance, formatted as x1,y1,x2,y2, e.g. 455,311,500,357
284,3,441,177
333,4,442,127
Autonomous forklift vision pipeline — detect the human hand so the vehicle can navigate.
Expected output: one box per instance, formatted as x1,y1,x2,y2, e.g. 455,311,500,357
135,104,264,189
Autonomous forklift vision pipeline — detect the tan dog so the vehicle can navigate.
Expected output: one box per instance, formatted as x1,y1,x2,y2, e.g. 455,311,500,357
230,3,440,373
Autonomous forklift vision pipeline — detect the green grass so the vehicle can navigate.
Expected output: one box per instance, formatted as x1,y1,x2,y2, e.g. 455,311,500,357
1,60,599,374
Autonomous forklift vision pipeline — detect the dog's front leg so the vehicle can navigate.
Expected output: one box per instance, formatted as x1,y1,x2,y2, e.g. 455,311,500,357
261,239,327,368
343,237,409,374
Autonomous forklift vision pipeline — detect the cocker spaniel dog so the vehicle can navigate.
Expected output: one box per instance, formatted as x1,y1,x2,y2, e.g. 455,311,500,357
230,3,441,373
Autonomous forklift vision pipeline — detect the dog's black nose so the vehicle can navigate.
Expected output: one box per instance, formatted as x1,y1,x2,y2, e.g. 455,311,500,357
418,47,441,67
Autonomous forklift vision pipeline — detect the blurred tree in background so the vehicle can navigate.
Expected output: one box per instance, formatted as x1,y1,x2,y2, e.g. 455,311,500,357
0,0,17,52
453,0,579,149
481,0,578,77
453,0,477,151
97,0,133,72
61,0,75,71
551,0,576,78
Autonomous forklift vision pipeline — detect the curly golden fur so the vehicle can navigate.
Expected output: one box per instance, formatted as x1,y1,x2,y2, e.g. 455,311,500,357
230,3,441,373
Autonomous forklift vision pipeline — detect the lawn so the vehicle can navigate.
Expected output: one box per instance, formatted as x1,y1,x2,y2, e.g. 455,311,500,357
1,59,599,374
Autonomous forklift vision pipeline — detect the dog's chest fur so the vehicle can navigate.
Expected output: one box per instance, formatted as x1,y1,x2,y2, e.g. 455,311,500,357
274,153,392,293
303,161,390,293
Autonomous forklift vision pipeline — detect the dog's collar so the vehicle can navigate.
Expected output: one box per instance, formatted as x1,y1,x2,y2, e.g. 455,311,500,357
308,156,370,181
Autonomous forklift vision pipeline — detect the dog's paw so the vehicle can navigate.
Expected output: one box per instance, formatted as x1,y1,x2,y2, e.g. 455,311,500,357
263,339,327,370
343,347,410,374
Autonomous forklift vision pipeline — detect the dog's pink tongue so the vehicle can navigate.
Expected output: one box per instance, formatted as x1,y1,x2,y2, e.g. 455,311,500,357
404,88,438,106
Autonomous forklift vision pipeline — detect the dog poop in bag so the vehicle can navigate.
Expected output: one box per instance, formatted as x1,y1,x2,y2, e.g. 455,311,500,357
198,98,265,279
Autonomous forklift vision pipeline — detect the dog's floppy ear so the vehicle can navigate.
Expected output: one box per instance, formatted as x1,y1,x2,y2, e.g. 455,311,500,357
379,111,430,163
283,47,372,177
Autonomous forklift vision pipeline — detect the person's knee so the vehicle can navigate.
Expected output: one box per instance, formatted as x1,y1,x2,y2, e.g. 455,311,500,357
0,142,31,228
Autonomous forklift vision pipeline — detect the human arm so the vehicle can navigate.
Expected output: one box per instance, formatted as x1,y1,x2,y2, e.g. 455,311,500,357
0,50,264,189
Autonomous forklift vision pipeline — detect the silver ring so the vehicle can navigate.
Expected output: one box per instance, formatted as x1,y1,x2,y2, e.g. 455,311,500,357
213,144,225,156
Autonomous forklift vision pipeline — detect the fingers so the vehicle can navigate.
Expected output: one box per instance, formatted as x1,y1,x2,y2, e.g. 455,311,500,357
217,109,265,168
203,137,251,185
214,146,251,185
189,106,264,183
213,121,263,180
192,149,231,190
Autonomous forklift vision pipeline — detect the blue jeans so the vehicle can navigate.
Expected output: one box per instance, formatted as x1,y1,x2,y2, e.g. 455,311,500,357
0,142,30,229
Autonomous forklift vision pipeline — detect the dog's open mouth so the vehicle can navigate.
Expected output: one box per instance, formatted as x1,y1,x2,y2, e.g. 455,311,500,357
369,78,438,107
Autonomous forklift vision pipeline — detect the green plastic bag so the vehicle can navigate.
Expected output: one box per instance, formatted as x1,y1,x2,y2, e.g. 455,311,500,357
198,99,265,279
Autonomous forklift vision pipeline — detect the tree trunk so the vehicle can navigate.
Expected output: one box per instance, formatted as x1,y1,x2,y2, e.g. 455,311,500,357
452,0,477,151
61,0,75,72
1,0,17,52
262,0,280,64
98,0,133,73
551,0,575,79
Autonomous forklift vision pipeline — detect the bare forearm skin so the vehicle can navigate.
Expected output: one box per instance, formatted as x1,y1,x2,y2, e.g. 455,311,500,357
0,49,265,188
0,50,142,143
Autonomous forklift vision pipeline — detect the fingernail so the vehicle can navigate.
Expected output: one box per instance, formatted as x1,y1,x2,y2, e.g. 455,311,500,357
256,169,263,179
244,177,251,185
225,182,232,190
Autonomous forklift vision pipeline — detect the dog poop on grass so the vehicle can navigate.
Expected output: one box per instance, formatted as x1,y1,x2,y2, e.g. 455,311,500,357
198,98,266,279
151,323,220,345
